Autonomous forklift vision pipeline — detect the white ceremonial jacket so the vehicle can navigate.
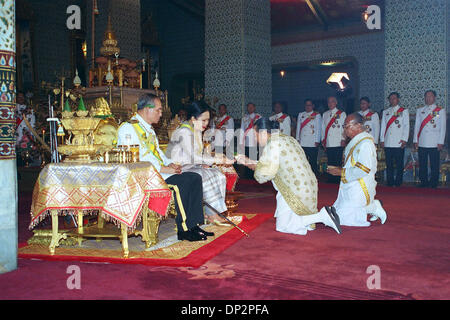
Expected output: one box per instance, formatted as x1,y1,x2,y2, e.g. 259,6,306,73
269,112,291,136
321,108,346,148
212,114,234,148
413,104,446,148
296,111,322,148
380,105,410,148
239,112,261,147
358,109,380,144
117,114,174,179
340,131,377,205
334,131,378,227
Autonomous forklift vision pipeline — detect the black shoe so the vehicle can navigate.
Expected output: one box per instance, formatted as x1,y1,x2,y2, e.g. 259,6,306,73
193,225,214,237
329,206,342,234
177,230,207,242
325,206,342,234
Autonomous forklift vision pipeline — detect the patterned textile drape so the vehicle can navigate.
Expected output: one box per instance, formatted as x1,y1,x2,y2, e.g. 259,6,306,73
0,0,16,160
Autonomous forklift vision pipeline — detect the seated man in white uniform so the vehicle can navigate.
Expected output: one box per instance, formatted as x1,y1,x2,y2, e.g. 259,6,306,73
326,113,387,227
237,117,341,236
117,93,211,242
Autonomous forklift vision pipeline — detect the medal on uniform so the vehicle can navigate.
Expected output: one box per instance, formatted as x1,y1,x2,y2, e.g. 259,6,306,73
332,125,336,128
395,120,399,124
431,119,435,124
334,120,338,124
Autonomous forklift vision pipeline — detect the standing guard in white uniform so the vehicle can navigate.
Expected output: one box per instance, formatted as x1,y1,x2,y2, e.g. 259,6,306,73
296,99,322,175
358,97,380,145
269,102,291,136
413,90,446,188
321,96,347,183
380,92,409,187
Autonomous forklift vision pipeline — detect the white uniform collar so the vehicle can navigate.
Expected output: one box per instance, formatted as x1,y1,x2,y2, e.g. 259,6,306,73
275,112,283,117
218,114,228,120
360,109,369,115
346,131,373,156
134,113,154,133
330,107,338,114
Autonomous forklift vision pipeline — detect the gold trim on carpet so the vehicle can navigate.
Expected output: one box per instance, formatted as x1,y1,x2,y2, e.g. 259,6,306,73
19,215,256,261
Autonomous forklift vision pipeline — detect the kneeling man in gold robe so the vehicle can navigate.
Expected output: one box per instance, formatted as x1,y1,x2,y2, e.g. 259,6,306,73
237,117,341,235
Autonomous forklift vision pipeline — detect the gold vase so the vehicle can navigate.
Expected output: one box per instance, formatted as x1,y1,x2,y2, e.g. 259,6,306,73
57,113,102,163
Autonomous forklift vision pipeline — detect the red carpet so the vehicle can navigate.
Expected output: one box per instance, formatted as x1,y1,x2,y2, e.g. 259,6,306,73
1,180,449,300
17,214,271,268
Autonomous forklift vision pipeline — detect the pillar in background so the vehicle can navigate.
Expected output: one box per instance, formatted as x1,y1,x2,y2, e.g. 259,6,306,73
205,0,272,118
0,0,18,274
384,0,448,114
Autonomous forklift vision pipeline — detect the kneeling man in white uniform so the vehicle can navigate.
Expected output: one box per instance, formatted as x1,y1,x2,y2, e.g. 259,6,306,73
326,113,387,227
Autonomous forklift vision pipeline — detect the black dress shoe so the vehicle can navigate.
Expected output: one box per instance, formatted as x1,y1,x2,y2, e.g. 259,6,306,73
329,206,342,233
177,230,207,241
193,225,214,237
324,206,342,234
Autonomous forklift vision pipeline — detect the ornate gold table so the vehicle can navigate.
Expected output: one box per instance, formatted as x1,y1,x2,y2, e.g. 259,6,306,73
29,162,172,258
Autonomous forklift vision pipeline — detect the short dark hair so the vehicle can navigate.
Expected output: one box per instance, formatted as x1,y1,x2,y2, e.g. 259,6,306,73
137,93,160,110
186,100,210,120
218,103,227,109
304,98,314,105
360,96,371,103
247,102,256,108
254,117,279,132
388,92,400,99
424,90,437,97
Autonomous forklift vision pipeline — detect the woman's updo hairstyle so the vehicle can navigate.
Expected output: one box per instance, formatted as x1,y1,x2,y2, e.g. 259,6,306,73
186,100,211,120
254,117,280,132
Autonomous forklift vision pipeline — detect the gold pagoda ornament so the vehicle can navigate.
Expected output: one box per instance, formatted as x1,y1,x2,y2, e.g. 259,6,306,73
100,15,120,57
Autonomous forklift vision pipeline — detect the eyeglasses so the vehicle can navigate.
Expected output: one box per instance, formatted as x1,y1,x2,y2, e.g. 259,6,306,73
343,122,357,129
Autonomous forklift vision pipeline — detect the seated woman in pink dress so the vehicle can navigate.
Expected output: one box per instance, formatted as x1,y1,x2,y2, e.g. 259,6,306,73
166,101,235,225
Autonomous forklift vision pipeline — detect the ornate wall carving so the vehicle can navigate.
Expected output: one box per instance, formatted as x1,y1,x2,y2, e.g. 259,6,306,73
205,0,271,118
384,0,448,114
